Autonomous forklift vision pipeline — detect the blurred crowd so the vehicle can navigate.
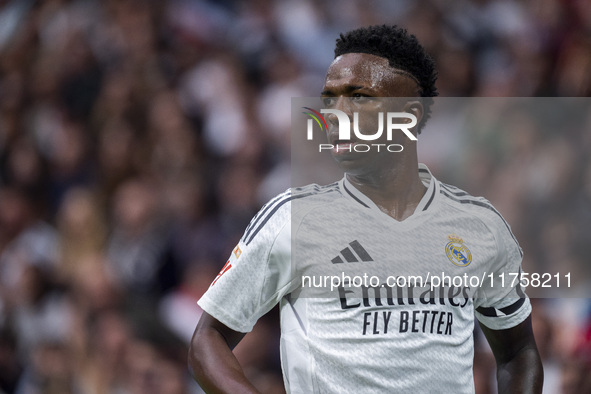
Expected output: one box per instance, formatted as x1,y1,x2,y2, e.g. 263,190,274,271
0,0,590,393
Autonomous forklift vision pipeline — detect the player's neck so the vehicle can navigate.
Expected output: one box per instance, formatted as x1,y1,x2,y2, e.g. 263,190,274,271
346,162,427,222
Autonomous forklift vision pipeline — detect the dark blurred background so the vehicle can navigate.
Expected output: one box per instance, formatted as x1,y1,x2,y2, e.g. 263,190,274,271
0,0,590,393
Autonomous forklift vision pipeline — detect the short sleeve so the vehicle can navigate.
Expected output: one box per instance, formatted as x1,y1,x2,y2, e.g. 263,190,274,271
197,193,294,333
474,210,531,330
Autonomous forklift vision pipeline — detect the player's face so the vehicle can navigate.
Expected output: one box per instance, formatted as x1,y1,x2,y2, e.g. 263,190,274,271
321,53,422,175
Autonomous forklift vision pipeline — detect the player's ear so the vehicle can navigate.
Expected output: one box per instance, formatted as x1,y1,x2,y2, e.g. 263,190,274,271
403,101,424,136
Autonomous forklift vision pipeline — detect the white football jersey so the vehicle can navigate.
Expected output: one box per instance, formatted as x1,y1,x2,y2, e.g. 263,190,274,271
198,164,531,393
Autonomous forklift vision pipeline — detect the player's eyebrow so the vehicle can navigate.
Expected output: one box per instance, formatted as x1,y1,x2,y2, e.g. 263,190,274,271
320,85,365,96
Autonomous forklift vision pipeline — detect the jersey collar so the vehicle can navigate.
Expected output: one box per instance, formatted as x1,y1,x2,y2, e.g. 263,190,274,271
339,163,439,217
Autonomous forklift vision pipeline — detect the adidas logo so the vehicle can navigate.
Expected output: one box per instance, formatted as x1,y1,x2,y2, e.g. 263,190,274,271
331,240,373,264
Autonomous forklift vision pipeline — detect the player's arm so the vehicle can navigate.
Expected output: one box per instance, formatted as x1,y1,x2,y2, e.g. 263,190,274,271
189,191,292,392
189,311,260,394
480,315,543,394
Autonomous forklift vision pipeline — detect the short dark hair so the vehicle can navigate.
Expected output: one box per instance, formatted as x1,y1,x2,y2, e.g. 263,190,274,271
334,25,438,131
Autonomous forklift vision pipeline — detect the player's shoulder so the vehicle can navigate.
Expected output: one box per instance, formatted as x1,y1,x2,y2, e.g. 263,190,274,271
290,181,342,221
241,182,341,245
291,181,341,203
438,180,523,255
265,181,341,210
437,181,508,230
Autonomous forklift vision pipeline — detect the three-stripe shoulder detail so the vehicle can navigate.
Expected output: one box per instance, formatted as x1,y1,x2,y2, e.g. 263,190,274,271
242,185,339,245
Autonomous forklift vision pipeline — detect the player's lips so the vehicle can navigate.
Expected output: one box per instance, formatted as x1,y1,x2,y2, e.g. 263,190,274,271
331,138,361,155
329,131,359,147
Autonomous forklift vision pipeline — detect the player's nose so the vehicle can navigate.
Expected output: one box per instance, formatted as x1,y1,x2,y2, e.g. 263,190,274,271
326,97,353,125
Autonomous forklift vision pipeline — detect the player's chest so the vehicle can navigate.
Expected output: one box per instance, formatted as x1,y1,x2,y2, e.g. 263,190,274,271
293,207,495,281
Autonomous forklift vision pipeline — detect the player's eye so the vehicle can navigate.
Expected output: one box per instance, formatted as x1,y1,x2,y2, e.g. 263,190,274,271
351,93,372,103
322,97,336,107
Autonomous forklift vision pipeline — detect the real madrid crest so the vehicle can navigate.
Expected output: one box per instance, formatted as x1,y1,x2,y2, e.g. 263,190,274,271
445,234,472,267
